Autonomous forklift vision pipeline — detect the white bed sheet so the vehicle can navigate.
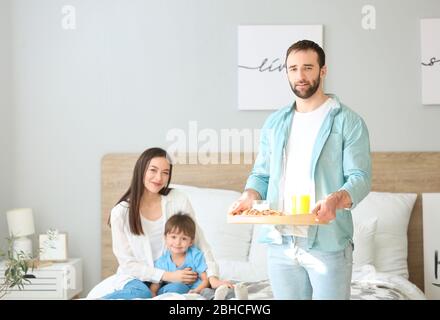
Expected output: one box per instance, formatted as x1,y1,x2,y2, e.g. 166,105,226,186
147,265,426,300
351,264,426,300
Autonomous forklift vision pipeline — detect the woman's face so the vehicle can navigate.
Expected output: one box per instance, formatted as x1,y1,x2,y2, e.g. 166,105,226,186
143,157,170,194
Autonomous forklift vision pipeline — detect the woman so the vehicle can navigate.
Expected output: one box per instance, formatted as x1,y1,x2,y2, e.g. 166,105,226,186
87,147,231,299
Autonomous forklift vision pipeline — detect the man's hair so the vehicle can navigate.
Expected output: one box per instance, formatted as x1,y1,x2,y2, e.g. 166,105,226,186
285,39,326,68
164,213,196,239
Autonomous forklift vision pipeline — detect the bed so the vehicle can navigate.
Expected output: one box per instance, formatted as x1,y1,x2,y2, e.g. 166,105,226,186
97,152,440,300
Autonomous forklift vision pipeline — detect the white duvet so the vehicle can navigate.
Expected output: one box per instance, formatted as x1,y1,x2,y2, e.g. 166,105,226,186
149,265,426,300
87,264,426,300
350,264,426,300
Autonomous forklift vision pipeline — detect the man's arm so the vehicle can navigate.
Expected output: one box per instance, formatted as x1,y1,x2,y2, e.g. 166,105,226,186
313,117,371,222
243,125,272,201
339,117,372,208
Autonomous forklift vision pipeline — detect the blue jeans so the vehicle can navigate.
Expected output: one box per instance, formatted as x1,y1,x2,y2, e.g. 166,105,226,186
158,282,191,295
267,236,353,300
102,279,152,300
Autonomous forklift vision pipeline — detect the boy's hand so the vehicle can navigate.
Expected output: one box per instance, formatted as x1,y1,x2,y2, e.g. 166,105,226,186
209,277,234,289
188,288,202,294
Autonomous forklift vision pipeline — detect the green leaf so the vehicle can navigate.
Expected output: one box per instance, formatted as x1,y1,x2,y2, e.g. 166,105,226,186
0,236,32,295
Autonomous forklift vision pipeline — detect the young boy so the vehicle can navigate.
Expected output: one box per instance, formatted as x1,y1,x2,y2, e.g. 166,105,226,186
150,213,210,296
151,213,248,300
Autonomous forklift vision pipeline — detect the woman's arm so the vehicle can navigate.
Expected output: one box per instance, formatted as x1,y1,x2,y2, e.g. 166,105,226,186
161,268,197,284
110,206,164,282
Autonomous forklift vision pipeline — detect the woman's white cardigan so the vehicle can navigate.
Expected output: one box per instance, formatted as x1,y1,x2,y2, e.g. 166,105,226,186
87,189,219,298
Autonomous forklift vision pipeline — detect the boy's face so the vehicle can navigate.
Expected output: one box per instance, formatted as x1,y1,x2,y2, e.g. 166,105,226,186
165,229,193,255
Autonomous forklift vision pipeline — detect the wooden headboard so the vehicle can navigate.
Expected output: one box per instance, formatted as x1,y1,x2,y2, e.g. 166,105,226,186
101,152,440,291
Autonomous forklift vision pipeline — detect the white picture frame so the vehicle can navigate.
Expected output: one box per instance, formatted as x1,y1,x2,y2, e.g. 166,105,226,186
421,19,440,105
39,232,68,262
238,25,323,110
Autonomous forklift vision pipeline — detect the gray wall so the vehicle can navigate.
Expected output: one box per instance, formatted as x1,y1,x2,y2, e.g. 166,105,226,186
5,0,440,296
0,0,12,251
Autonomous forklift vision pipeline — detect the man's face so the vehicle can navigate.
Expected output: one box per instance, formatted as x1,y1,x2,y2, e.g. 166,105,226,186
286,49,326,99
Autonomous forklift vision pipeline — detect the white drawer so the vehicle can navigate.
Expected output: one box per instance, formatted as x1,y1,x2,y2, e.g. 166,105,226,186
0,258,83,300
0,272,64,299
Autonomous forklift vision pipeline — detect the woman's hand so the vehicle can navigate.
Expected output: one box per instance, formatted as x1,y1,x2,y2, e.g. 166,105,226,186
163,268,197,284
209,276,234,289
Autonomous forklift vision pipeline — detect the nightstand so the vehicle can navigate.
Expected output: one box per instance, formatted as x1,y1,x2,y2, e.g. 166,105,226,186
0,258,83,300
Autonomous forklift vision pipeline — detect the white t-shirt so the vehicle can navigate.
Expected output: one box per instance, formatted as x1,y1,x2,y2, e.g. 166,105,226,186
279,98,333,237
141,214,165,260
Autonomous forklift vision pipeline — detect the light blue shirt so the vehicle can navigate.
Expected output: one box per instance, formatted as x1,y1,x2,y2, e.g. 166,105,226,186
245,94,372,251
154,245,207,289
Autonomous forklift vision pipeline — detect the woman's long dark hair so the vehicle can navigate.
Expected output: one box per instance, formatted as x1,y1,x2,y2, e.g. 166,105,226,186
108,147,173,235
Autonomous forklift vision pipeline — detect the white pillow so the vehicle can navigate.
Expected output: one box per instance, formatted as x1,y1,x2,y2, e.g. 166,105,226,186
352,217,377,272
351,191,417,279
215,225,269,282
170,184,253,263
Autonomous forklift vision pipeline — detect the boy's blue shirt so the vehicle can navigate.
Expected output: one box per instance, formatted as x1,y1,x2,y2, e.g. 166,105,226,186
154,245,207,289
245,94,372,251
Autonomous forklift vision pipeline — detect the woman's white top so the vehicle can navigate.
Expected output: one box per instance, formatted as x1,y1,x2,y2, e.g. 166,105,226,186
108,188,219,291
140,214,165,261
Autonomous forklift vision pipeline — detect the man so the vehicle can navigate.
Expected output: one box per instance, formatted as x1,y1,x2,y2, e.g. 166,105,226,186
228,40,371,299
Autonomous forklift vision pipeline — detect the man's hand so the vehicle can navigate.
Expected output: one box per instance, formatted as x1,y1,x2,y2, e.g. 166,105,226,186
311,190,352,223
227,189,261,215
311,197,337,223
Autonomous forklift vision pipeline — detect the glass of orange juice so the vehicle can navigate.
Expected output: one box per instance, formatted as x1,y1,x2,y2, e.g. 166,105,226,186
291,194,311,215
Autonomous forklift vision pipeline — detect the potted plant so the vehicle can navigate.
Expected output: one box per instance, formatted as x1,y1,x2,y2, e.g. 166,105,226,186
0,237,33,299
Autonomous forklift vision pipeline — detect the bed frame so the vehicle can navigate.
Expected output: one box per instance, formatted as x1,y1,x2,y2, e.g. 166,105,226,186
101,152,440,292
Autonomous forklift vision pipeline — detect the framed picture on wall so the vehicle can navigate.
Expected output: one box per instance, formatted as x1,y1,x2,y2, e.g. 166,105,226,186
421,19,440,105
238,25,323,110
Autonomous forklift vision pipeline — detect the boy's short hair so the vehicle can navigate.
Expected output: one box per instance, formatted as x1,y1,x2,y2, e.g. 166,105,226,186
164,213,196,239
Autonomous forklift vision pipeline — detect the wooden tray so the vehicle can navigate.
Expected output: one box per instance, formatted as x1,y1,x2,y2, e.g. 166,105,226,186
227,213,327,225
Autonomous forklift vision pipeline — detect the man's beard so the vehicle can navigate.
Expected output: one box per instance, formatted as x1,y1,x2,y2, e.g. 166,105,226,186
290,75,321,99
